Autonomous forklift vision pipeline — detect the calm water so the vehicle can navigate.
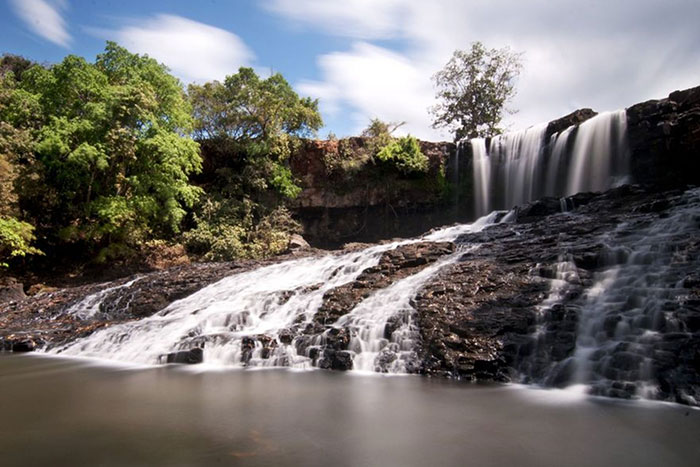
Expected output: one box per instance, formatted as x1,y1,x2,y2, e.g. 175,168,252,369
1,354,698,467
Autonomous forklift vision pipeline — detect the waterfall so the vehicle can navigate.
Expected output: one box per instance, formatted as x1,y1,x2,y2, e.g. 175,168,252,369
468,110,629,217
564,189,700,399
50,215,499,372
66,276,143,320
471,138,490,217
567,110,630,195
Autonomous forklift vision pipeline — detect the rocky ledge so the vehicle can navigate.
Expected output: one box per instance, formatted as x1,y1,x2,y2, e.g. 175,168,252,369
0,250,321,352
1,185,698,406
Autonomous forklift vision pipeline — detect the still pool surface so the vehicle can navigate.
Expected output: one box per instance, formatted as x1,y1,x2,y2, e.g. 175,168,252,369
1,354,698,466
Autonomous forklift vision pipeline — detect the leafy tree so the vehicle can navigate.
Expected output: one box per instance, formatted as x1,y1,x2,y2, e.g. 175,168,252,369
188,67,321,199
184,68,321,260
0,216,42,267
13,42,202,260
0,56,43,266
430,42,522,141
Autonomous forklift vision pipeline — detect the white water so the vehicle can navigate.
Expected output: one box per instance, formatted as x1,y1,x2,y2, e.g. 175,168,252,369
567,110,629,195
66,276,143,320
564,189,700,399
338,250,467,373
51,214,500,372
468,110,629,216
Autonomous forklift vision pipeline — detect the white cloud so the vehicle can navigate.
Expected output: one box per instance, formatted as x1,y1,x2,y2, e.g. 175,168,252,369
108,14,254,83
299,42,446,140
269,0,700,139
264,0,407,39
10,0,71,48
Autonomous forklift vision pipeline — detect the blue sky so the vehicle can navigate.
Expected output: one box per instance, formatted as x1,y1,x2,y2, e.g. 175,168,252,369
2,0,700,141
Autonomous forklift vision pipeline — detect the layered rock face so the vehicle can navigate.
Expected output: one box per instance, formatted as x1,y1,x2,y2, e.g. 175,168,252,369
291,85,700,246
415,186,700,405
2,185,698,405
627,86,700,187
290,138,457,246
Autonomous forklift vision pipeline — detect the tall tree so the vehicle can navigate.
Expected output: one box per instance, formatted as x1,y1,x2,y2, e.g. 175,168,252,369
430,42,522,141
15,42,202,260
183,68,321,260
0,56,42,266
188,67,322,199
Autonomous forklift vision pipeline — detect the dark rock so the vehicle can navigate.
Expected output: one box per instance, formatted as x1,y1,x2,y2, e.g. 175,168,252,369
315,242,455,325
0,277,26,303
546,108,598,138
164,347,203,364
319,349,354,371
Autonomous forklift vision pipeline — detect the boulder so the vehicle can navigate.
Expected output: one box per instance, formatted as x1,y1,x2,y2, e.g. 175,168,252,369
288,234,310,251
164,347,203,364
0,277,26,303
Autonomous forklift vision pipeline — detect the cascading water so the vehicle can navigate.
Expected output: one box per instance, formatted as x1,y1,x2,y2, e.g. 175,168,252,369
567,110,630,195
66,276,143,320
50,215,499,372
562,189,700,400
336,251,467,373
467,110,630,217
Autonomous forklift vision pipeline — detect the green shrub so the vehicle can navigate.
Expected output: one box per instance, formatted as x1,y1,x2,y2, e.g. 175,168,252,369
0,216,42,267
376,135,429,175
182,199,301,261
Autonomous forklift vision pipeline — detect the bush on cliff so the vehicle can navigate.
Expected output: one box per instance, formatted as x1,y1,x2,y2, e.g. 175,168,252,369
182,198,300,261
376,135,429,175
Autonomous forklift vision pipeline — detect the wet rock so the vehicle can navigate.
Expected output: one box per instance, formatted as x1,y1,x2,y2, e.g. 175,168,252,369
319,349,353,371
164,348,203,364
546,108,597,138
288,234,310,251
314,242,455,325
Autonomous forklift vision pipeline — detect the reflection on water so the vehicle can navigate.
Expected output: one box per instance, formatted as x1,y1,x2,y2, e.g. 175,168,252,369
0,354,698,466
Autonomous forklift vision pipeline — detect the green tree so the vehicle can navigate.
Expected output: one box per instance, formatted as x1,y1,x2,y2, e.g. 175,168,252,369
0,216,41,267
14,42,202,260
188,67,322,199
376,135,429,175
430,42,522,141
184,68,321,260
0,55,43,267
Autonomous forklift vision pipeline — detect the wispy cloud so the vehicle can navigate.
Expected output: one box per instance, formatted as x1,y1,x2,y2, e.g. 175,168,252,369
298,42,443,139
101,14,254,84
268,0,700,138
264,0,406,40
10,0,71,48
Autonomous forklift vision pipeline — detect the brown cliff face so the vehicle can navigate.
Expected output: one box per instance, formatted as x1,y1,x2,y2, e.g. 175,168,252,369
289,138,453,209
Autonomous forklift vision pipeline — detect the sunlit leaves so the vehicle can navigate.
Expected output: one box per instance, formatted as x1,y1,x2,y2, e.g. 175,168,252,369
10,42,203,260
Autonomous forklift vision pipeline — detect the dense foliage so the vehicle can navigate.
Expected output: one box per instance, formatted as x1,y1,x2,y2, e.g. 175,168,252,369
1,44,202,264
430,42,522,140
184,68,321,260
0,43,457,273
376,135,429,175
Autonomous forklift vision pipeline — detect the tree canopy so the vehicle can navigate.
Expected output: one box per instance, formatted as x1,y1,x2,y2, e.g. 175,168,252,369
4,42,202,261
188,68,322,200
430,42,522,141
182,68,322,261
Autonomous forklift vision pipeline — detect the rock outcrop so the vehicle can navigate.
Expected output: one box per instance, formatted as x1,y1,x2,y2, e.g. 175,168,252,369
627,85,700,188
1,185,698,406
